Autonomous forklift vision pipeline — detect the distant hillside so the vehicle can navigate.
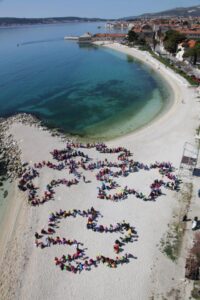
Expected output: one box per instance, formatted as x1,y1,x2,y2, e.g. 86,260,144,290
124,5,200,20
0,17,109,26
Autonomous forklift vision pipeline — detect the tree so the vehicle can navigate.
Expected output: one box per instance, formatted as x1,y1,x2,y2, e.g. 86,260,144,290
127,30,139,44
184,42,200,65
152,32,157,50
182,20,189,26
163,30,186,54
138,38,146,46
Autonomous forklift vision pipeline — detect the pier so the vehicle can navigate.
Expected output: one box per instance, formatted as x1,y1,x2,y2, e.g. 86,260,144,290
64,36,79,40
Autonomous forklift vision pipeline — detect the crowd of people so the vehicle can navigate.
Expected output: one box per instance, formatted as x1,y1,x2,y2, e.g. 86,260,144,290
35,207,137,273
17,142,181,207
96,161,181,202
18,167,79,206
16,142,182,273
97,176,180,202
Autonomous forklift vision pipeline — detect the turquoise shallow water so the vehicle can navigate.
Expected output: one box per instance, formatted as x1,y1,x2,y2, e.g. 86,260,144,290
0,23,171,140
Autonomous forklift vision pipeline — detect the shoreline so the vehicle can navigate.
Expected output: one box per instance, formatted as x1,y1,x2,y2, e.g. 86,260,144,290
94,42,189,142
0,21,105,30
0,42,183,142
0,44,179,143
0,45,199,300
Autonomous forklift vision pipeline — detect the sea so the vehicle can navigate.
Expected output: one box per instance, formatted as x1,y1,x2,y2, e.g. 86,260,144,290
0,22,172,140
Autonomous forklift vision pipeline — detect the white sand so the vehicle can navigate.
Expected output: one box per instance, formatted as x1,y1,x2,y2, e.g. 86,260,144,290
0,44,200,300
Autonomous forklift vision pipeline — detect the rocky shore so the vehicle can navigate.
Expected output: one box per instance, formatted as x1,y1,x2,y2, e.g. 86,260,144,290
0,114,28,181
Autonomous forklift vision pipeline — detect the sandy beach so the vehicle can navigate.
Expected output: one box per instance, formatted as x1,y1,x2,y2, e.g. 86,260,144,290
0,43,200,300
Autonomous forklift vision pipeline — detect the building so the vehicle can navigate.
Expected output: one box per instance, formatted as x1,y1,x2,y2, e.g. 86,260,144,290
176,40,197,62
176,43,185,61
78,33,92,43
178,30,200,39
92,33,127,43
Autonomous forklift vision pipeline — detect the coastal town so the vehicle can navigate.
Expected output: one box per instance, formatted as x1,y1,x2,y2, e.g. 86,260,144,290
71,17,200,84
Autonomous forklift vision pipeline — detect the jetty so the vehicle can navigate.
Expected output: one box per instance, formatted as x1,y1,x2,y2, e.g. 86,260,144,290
64,36,79,41
64,32,127,44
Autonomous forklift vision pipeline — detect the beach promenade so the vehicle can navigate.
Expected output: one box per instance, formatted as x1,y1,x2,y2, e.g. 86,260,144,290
0,44,200,300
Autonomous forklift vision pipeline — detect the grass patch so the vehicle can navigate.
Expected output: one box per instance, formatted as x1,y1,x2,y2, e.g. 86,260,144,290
160,183,193,262
196,125,200,136
163,242,176,261
161,222,184,261
3,190,8,198
138,45,151,51
191,281,200,299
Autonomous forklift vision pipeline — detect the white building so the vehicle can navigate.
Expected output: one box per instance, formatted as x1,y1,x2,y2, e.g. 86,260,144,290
78,33,92,43
176,43,185,61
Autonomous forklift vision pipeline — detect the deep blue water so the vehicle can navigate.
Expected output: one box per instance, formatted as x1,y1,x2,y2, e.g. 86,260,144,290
0,23,171,139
